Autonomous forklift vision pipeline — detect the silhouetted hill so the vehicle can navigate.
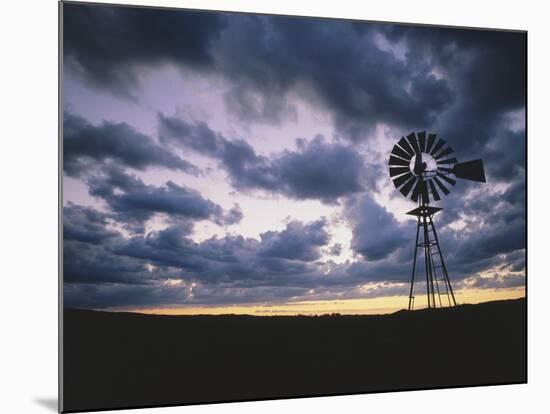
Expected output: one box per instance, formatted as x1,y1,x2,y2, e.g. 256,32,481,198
62,298,526,412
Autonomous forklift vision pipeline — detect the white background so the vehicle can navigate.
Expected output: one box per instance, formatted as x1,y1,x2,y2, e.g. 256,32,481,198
0,0,547,413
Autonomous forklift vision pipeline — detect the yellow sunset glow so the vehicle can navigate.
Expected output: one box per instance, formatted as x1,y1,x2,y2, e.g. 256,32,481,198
123,287,525,316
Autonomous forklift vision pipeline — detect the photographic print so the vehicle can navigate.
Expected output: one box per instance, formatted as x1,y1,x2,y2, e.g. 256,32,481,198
60,1,526,412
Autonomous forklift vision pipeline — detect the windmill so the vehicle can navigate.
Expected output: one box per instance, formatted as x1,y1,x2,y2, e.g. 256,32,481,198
388,131,486,310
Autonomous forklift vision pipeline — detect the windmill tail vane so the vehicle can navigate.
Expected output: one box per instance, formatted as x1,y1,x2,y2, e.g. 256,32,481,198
388,131,486,310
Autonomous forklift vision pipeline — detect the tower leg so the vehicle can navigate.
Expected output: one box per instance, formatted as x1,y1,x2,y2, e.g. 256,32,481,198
422,215,435,308
428,217,457,306
408,218,421,311
428,237,444,307
406,205,457,309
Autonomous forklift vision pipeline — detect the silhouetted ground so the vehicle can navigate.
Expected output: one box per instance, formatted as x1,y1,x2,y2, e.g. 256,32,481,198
62,298,526,412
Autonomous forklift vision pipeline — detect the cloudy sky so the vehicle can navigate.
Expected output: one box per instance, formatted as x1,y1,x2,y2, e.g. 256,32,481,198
62,3,526,314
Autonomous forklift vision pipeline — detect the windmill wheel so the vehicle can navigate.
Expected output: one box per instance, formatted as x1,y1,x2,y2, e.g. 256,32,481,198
389,131,458,204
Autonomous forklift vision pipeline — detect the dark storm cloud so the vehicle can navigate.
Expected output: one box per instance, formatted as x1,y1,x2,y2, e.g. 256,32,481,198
383,25,526,180
273,136,365,201
64,282,192,309
383,26,525,110
342,184,525,285
458,272,525,290
63,205,189,286
213,16,454,137
258,219,329,261
63,198,524,308
64,239,152,285
222,204,244,225
63,4,525,162
60,200,420,307
63,5,455,138
329,243,343,257
114,218,330,284
345,254,412,284
504,250,526,273
159,114,365,202
63,3,226,97
345,194,410,261
63,282,314,309
63,112,198,177
502,177,526,208
63,210,332,297
85,165,241,231
390,172,527,285
63,202,119,245
441,209,525,267
484,128,526,182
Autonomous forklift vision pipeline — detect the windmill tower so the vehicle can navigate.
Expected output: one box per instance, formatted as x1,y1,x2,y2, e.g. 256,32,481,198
388,132,486,310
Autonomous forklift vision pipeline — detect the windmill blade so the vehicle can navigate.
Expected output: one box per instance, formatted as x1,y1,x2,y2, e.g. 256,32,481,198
452,159,486,183
426,133,437,153
434,146,455,160
391,145,413,161
389,155,410,166
410,179,428,203
430,138,446,156
437,172,456,186
428,180,441,201
437,158,458,165
398,137,415,157
389,166,410,177
407,132,421,154
433,176,450,195
400,175,417,197
418,131,426,152
421,181,430,204
393,172,414,188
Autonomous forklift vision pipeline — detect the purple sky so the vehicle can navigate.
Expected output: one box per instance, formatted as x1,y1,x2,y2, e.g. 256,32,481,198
62,3,526,311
